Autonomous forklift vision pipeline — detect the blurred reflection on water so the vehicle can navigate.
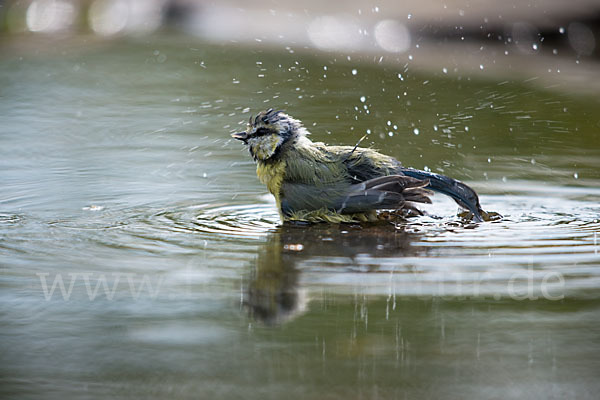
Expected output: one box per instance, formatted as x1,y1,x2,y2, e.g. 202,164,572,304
1,35,600,399
245,224,419,324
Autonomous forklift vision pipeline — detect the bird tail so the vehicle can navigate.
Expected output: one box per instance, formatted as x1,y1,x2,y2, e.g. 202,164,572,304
399,168,484,222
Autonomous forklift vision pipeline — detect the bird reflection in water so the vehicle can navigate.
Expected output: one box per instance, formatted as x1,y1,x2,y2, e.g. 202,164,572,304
243,222,422,325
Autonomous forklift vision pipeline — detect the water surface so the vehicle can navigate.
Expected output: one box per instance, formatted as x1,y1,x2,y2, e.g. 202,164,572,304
1,35,600,399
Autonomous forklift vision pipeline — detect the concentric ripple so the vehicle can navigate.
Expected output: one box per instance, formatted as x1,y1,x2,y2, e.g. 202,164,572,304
112,203,282,252
188,204,281,237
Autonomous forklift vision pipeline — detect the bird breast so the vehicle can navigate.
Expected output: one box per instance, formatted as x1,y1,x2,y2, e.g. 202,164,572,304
256,160,286,196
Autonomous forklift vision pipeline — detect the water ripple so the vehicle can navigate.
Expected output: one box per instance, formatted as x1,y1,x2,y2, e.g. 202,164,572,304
152,203,280,238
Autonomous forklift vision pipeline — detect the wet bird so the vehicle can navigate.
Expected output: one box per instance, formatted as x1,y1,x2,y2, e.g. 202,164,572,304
231,109,487,223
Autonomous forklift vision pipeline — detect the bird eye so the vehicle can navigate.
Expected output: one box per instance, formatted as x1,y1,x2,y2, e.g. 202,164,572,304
253,128,270,137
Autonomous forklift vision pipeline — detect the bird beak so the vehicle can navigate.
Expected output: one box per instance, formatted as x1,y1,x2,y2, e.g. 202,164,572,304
231,131,248,142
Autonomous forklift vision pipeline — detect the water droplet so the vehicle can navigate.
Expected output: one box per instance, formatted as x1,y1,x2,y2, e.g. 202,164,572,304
352,69,358,75
413,128,419,135
433,125,438,131
397,73,404,80
479,64,484,70
532,43,538,50
442,67,448,74
360,96,366,102
574,172,579,179
388,132,394,137
559,27,565,34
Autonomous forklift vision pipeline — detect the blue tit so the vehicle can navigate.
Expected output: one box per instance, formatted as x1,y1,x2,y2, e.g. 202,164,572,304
231,109,487,223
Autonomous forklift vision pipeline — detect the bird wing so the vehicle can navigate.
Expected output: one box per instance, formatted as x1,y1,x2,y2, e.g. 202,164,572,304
328,145,485,221
280,175,431,216
284,140,485,221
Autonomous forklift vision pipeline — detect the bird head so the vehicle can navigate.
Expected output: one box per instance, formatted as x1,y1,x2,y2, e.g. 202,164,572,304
231,109,307,161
